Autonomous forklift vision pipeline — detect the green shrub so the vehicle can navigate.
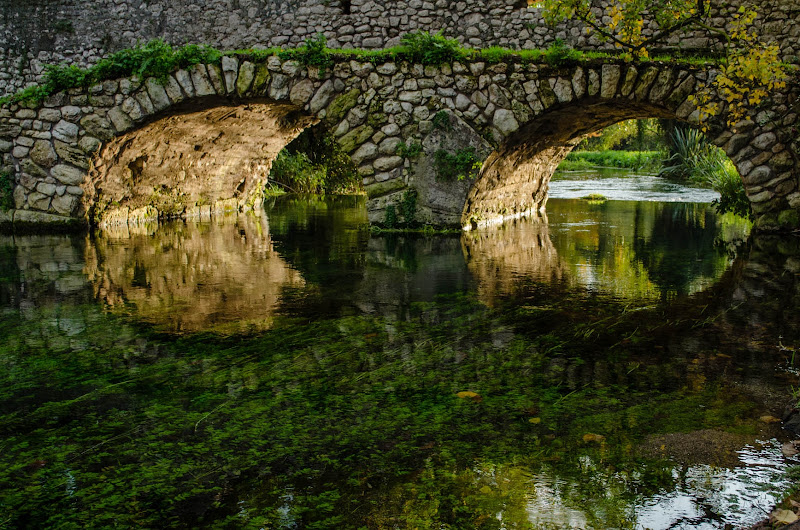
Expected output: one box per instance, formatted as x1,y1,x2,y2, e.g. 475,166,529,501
659,128,751,219
0,172,15,211
399,31,466,65
2,40,222,106
480,47,514,64
434,147,481,181
432,110,452,131
280,34,333,74
544,39,582,66
559,150,663,170
384,204,398,227
708,160,752,219
400,188,417,224
268,151,327,193
397,142,423,159
269,128,360,194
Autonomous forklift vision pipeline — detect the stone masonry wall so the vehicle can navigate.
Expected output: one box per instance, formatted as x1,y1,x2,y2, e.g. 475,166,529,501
1,53,797,231
2,0,799,98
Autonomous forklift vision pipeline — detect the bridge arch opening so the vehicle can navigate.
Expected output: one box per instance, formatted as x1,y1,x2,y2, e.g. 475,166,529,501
461,100,715,228
87,97,316,226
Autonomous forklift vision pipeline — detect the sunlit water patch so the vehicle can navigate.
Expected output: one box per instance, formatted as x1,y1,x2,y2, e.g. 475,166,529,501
550,169,721,203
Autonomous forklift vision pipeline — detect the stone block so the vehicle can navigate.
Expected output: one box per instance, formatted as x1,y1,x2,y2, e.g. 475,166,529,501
206,63,227,95
190,64,216,97
107,107,134,133
52,164,85,186
174,69,196,98
648,69,674,103
221,56,239,95
145,78,171,112
80,114,115,141
78,136,102,154
352,142,378,165
269,74,289,100
600,65,621,98
493,109,519,135
290,79,315,106
30,140,58,168
236,61,256,96
54,141,90,169
52,120,79,143
51,194,78,215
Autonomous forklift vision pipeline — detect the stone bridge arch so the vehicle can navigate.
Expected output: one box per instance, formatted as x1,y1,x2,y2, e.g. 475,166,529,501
0,54,797,231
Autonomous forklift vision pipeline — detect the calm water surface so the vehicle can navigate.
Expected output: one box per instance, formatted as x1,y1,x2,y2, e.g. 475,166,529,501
1,172,799,529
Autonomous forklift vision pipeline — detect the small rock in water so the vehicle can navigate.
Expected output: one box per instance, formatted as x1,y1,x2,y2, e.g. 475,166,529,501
781,440,800,457
760,415,782,424
770,508,799,525
582,433,606,444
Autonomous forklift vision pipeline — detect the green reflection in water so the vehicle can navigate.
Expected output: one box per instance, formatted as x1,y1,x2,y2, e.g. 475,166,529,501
0,197,794,530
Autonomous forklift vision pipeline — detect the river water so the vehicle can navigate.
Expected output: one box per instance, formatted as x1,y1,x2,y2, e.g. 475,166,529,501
1,170,799,528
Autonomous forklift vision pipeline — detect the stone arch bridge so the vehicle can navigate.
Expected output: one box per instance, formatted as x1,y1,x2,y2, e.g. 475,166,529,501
0,54,798,231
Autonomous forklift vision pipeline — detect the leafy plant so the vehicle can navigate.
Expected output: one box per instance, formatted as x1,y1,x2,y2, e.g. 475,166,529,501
399,31,466,65
399,188,417,224
0,171,15,211
269,128,360,194
707,160,751,218
397,142,423,159
432,110,452,132
384,203,398,227
434,147,481,181
1,40,223,106
268,151,327,193
544,39,583,66
659,127,751,218
280,33,334,74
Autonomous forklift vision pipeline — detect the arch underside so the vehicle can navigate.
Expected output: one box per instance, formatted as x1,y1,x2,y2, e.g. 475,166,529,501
89,98,315,226
463,100,676,228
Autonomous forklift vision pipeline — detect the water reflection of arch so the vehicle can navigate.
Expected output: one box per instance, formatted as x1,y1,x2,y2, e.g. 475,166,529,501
84,214,304,333
461,214,566,306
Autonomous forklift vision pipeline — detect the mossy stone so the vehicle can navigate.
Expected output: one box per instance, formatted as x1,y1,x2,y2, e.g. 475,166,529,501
755,213,778,230
339,124,374,153
251,63,271,96
538,79,557,108
778,209,800,229
326,89,360,125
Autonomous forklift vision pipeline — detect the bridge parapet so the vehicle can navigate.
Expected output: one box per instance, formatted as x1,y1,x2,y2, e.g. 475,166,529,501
2,0,799,98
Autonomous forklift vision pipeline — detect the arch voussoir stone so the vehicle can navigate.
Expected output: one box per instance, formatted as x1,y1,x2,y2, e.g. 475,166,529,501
0,56,798,232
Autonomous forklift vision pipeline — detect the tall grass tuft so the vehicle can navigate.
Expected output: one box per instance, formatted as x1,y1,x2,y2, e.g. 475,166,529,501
659,128,751,218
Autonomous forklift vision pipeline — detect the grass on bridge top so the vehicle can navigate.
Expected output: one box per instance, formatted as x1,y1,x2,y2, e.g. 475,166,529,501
1,33,721,108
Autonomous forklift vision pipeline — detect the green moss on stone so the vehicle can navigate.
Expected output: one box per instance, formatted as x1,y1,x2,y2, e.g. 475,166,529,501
339,125,374,153
365,179,406,199
326,88,361,125
778,209,800,229
538,79,557,107
755,213,778,230
367,98,387,128
251,63,271,96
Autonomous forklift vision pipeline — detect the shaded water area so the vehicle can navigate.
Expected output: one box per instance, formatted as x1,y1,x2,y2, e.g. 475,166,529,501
2,173,800,528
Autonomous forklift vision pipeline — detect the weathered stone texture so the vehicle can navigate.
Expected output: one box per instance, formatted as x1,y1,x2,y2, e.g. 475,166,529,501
0,53,797,232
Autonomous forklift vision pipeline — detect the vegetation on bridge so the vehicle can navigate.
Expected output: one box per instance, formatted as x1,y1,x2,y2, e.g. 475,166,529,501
0,33,717,109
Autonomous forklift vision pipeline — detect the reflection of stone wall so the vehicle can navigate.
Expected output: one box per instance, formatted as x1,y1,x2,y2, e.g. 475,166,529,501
462,215,566,305
354,236,470,316
84,214,305,333
3,233,92,305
